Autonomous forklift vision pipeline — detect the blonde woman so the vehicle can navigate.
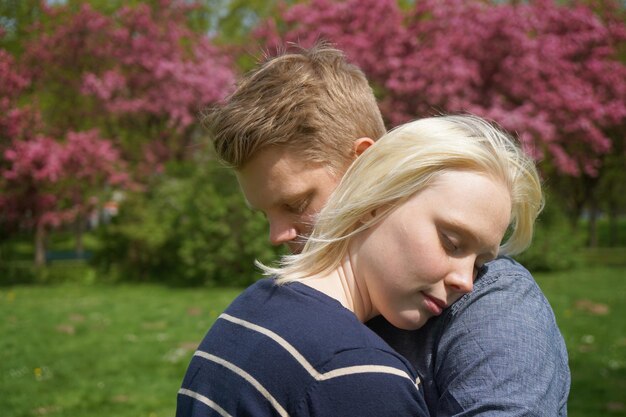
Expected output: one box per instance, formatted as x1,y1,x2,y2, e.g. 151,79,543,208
177,115,543,417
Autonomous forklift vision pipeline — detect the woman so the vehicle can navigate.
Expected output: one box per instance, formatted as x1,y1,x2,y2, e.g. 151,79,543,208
176,115,543,417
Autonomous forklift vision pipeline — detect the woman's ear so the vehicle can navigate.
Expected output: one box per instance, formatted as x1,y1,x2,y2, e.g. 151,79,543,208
353,137,375,157
360,208,378,223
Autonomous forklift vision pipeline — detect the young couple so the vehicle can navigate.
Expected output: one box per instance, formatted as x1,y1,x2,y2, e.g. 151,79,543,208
177,44,570,416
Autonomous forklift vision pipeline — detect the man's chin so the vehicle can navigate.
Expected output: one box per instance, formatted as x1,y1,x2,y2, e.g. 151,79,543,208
287,245,304,255
287,242,305,254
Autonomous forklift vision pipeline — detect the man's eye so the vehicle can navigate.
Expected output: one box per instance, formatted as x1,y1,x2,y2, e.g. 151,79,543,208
286,199,310,215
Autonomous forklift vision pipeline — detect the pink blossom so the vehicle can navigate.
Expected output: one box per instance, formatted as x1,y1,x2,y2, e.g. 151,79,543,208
1,131,129,230
258,0,626,177
20,0,236,170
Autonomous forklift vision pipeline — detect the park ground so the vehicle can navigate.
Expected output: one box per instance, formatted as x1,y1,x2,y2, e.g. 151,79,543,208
1,254,625,417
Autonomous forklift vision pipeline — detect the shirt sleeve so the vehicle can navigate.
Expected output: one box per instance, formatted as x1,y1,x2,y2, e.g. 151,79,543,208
433,261,570,416
296,348,430,417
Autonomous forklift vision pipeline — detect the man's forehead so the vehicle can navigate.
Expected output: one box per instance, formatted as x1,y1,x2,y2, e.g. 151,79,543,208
238,178,311,211
236,150,329,209
240,147,315,175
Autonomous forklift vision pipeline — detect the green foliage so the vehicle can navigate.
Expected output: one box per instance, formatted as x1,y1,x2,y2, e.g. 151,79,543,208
582,247,626,267
94,156,281,286
0,232,99,286
0,261,38,286
0,262,97,286
202,0,305,70
515,192,586,271
207,0,300,43
0,0,43,54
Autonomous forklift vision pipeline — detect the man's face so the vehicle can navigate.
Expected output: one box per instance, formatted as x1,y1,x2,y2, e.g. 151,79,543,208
236,147,342,254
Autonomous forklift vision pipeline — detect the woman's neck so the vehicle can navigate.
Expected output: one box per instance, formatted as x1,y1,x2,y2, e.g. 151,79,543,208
300,254,376,323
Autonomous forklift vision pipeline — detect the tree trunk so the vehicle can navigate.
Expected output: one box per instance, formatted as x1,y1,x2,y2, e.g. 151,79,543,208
75,213,84,256
35,222,47,267
587,199,599,248
608,204,618,247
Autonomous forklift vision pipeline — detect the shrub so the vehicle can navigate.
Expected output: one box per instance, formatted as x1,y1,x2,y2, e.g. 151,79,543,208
94,159,280,286
515,192,585,272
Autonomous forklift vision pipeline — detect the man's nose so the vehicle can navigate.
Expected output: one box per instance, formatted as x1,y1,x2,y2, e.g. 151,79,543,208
268,218,298,246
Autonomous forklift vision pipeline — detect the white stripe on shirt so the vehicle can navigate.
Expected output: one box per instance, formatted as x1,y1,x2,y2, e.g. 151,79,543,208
178,388,234,417
218,313,418,385
193,350,290,417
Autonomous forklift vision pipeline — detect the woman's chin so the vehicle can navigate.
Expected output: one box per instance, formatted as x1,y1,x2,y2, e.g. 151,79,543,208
387,312,427,331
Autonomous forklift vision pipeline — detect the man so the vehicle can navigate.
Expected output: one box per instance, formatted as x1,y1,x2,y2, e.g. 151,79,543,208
204,43,570,416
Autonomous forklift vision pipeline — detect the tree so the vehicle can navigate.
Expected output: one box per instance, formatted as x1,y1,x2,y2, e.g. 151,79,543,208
257,0,626,231
260,0,626,175
1,130,129,266
0,46,32,145
0,44,40,249
57,129,131,255
19,0,236,171
1,1,237,271
0,0,45,54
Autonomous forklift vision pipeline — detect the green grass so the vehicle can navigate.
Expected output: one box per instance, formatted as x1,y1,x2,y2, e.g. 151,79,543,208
1,265,625,417
0,284,241,417
535,266,626,417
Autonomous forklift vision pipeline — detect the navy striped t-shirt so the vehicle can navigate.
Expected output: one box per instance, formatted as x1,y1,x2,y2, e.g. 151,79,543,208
176,278,429,417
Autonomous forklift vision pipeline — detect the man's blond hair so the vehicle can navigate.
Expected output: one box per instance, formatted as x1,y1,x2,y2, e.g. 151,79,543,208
203,43,386,173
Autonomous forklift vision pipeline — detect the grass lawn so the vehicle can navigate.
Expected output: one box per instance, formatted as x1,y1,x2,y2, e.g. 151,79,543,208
0,284,241,417
1,265,625,417
536,265,626,416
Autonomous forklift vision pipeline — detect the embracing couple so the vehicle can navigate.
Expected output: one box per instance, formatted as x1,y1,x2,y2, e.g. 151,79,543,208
176,43,570,417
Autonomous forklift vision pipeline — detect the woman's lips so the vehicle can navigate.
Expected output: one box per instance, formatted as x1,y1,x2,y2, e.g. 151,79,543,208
421,292,446,315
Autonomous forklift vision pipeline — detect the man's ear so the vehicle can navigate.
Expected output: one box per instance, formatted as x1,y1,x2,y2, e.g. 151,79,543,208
353,137,375,158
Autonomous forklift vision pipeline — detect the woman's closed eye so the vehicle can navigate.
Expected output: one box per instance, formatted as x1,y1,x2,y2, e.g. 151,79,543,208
441,232,459,253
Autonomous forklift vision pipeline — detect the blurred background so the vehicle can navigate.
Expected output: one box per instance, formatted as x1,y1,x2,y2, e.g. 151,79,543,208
0,0,625,416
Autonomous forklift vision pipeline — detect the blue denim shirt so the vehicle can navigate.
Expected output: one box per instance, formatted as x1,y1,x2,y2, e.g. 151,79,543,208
368,257,570,416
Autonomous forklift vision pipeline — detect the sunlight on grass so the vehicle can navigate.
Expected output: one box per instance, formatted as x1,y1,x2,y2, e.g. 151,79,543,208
1,265,625,417
536,266,626,417
0,284,241,417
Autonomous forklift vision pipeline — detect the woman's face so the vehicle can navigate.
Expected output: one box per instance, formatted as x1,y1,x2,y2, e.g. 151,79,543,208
352,170,512,330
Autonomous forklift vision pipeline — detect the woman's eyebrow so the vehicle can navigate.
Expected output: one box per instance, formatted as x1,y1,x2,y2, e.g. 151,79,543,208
442,219,499,258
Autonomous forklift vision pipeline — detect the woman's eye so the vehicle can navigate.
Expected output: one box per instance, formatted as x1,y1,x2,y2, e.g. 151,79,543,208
442,234,458,252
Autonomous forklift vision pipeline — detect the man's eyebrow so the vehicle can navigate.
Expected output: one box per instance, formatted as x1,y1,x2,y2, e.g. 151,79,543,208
274,190,314,206
244,191,311,213
283,191,313,205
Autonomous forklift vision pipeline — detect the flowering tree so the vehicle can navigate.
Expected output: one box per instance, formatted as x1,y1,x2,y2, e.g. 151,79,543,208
0,48,32,145
258,0,626,179
254,0,404,82
1,1,236,267
1,130,128,266
255,0,626,239
20,0,235,171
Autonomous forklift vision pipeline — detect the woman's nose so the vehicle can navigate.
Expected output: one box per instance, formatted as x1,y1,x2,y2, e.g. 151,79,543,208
444,258,476,294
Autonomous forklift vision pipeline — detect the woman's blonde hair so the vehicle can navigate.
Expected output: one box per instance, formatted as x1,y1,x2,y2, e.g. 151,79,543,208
260,114,544,284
